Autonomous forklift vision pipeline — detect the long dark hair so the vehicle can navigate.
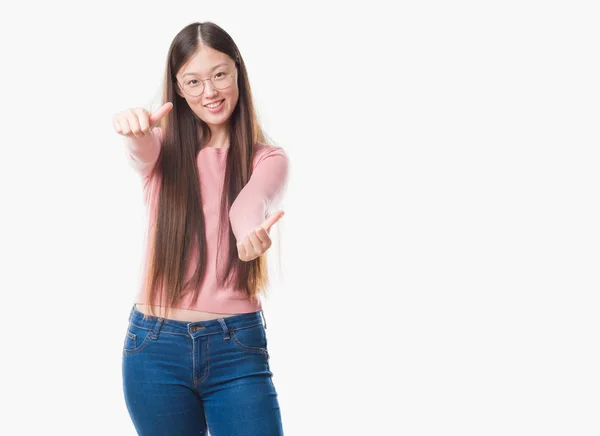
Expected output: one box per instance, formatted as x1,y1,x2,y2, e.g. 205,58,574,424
142,22,269,320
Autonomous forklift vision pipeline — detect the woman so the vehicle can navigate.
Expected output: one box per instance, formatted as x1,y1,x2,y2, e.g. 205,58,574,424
112,21,289,435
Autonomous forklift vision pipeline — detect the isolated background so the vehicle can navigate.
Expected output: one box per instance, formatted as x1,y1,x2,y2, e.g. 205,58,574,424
0,1,598,435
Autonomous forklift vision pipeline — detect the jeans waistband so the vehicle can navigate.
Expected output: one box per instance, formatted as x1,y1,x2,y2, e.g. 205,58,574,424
128,304,267,338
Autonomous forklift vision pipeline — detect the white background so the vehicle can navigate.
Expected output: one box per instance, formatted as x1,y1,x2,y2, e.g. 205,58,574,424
0,1,598,435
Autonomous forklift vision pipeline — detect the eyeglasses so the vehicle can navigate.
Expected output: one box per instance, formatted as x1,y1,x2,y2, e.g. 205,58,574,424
177,68,236,97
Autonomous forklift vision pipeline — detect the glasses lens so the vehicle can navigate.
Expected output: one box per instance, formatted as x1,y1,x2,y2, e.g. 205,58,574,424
213,73,233,90
184,80,204,97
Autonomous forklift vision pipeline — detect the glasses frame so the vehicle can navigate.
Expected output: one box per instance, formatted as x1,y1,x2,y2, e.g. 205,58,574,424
177,68,237,97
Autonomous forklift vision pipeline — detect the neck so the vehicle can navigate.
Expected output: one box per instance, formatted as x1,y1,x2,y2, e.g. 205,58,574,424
203,124,229,149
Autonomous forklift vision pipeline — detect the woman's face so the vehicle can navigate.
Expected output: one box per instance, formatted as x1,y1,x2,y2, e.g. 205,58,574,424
175,46,239,131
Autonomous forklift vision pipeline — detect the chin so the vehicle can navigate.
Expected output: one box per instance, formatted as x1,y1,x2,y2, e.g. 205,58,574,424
203,111,232,124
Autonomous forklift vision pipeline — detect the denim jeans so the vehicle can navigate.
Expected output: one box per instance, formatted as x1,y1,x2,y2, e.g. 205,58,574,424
122,304,284,435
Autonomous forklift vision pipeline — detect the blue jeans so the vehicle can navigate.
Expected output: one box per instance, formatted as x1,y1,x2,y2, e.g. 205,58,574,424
122,304,284,435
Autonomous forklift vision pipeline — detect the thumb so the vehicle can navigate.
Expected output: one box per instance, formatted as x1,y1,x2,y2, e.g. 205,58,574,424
262,210,285,233
149,102,173,128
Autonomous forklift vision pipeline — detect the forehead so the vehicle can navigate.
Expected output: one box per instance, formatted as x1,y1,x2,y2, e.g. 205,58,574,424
178,46,233,78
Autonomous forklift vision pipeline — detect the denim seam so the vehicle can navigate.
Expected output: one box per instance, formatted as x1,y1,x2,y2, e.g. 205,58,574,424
129,323,189,337
231,331,268,356
123,330,152,354
155,331,189,337
230,322,263,332
195,338,210,386
191,334,196,387
129,322,263,336
129,322,151,331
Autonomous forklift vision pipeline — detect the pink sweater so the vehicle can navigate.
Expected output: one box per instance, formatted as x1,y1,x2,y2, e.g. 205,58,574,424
124,126,289,314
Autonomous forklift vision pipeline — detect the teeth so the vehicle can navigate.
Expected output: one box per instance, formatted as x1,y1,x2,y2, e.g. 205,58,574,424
206,100,223,108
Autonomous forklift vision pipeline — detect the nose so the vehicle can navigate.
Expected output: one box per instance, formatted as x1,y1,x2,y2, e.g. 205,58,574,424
203,80,218,97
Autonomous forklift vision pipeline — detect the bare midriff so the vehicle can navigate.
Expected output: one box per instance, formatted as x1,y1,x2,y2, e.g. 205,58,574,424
136,304,238,322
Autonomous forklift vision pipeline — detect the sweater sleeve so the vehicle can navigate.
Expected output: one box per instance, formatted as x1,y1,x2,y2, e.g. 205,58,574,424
228,146,290,243
123,126,163,178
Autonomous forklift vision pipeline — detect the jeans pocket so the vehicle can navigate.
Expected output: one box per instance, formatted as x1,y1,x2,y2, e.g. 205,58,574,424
230,324,269,356
123,322,152,354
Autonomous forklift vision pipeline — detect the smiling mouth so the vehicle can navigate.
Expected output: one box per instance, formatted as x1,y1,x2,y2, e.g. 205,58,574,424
204,100,224,108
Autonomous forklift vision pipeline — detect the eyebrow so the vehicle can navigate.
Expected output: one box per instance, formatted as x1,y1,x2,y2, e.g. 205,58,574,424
182,63,229,78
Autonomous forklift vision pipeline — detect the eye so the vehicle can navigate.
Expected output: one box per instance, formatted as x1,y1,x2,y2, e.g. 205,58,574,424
215,72,226,78
187,79,199,85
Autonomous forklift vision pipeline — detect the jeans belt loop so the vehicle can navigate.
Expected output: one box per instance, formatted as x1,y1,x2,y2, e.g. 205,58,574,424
217,318,230,340
151,317,164,340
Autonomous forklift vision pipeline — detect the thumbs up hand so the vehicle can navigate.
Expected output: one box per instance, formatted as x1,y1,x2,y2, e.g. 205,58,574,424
113,102,173,138
236,210,285,262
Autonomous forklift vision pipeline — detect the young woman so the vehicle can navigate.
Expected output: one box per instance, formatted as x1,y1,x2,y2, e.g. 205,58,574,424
112,21,289,435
